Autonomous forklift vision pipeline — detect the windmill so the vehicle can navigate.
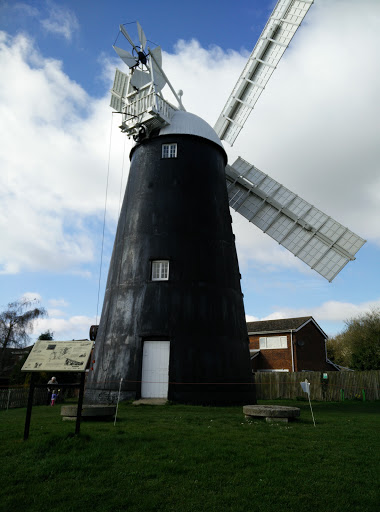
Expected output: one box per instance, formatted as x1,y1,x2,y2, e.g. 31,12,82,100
85,0,365,405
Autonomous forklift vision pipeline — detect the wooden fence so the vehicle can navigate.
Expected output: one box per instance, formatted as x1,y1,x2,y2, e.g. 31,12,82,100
254,370,380,401
0,387,47,410
1,371,379,408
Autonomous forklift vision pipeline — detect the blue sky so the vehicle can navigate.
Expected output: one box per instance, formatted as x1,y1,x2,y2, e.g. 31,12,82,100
1,0,379,342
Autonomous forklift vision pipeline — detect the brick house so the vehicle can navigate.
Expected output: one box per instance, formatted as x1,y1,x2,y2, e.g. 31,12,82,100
247,317,338,373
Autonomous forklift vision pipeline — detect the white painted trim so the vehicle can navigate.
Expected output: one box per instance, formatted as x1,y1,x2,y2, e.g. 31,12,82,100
141,340,170,398
259,335,287,349
162,143,177,159
152,260,169,281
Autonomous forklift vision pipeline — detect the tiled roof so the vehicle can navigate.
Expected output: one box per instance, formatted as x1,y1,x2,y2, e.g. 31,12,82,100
247,317,314,333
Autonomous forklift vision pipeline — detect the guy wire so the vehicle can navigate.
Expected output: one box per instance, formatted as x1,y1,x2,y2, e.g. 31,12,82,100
118,135,127,219
95,112,114,326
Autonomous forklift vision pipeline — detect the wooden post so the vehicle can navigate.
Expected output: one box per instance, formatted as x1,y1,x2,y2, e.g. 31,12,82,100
75,372,86,435
24,373,36,441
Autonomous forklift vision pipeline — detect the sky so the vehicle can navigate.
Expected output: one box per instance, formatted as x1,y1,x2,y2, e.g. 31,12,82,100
1,0,379,343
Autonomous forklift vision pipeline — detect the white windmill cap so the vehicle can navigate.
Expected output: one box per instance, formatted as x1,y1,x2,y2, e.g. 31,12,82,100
159,111,224,150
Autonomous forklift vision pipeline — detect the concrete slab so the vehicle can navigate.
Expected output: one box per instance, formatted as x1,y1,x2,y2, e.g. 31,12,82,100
133,398,167,405
61,404,116,421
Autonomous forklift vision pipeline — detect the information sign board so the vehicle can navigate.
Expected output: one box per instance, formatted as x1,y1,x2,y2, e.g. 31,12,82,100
21,340,93,373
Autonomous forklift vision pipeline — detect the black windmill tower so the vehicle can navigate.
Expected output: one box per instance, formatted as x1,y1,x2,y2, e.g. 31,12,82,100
85,2,365,404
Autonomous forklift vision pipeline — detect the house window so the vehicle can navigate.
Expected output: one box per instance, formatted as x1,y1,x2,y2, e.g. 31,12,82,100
259,336,287,349
152,260,169,281
162,143,177,158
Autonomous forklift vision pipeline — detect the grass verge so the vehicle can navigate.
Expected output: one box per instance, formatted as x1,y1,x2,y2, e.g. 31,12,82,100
0,400,379,512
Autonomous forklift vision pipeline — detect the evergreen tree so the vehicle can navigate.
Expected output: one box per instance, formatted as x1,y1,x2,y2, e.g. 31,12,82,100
327,309,380,370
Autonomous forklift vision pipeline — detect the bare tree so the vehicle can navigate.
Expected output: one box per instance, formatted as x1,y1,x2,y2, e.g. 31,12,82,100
0,298,46,369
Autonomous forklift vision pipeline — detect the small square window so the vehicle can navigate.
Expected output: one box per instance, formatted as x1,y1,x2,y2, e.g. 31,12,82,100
152,260,169,281
162,143,177,159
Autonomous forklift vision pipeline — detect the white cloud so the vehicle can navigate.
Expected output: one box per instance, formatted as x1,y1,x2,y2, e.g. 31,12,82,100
31,292,380,341
159,0,380,275
49,298,69,308
40,2,79,41
47,308,66,317
231,211,311,274
13,3,39,18
0,31,127,274
228,0,380,247
163,39,248,123
12,292,92,340
250,298,380,326
1,0,379,282
21,292,43,303
34,314,95,341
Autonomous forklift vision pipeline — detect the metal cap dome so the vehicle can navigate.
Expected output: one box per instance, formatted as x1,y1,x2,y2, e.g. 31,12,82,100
159,111,224,149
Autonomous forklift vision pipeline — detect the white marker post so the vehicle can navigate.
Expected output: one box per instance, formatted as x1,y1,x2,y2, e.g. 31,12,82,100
300,379,316,427
114,378,123,426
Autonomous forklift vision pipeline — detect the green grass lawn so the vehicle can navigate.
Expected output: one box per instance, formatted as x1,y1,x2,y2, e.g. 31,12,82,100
0,400,379,512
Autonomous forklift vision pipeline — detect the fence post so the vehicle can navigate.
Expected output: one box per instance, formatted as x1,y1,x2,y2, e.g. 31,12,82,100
6,389,11,411
75,372,86,435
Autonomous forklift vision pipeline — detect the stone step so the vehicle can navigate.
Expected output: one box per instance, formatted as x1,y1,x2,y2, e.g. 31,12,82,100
61,404,116,421
132,398,167,405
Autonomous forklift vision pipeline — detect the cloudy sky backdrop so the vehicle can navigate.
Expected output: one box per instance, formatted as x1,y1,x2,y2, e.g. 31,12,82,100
1,0,379,341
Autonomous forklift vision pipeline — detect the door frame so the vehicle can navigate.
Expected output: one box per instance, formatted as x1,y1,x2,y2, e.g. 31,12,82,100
140,340,170,399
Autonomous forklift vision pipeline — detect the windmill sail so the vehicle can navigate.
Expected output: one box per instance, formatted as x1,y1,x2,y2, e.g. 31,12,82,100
136,21,147,50
215,0,314,146
150,46,167,91
113,45,138,68
226,157,366,282
110,68,128,111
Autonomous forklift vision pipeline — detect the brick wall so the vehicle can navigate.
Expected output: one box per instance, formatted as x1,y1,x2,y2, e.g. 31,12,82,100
249,333,293,371
294,322,329,371
249,321,335,372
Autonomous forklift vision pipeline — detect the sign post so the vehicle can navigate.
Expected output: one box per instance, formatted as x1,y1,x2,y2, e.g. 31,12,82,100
23,373,36,441
21,340,93,440
75,372,86,435
300,379,316,427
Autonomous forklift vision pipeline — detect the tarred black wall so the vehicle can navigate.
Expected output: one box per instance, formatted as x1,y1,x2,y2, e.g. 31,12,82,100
85,133,255,405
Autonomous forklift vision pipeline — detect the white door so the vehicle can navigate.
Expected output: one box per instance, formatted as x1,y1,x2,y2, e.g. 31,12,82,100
141,341,170,398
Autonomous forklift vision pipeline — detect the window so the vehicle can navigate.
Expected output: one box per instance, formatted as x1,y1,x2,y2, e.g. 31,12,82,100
259,336,287,349
162,143,177,158
152,260,169,281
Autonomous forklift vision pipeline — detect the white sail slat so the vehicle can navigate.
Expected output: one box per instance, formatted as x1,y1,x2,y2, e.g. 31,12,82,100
226,157,366,282
215,0,314,146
